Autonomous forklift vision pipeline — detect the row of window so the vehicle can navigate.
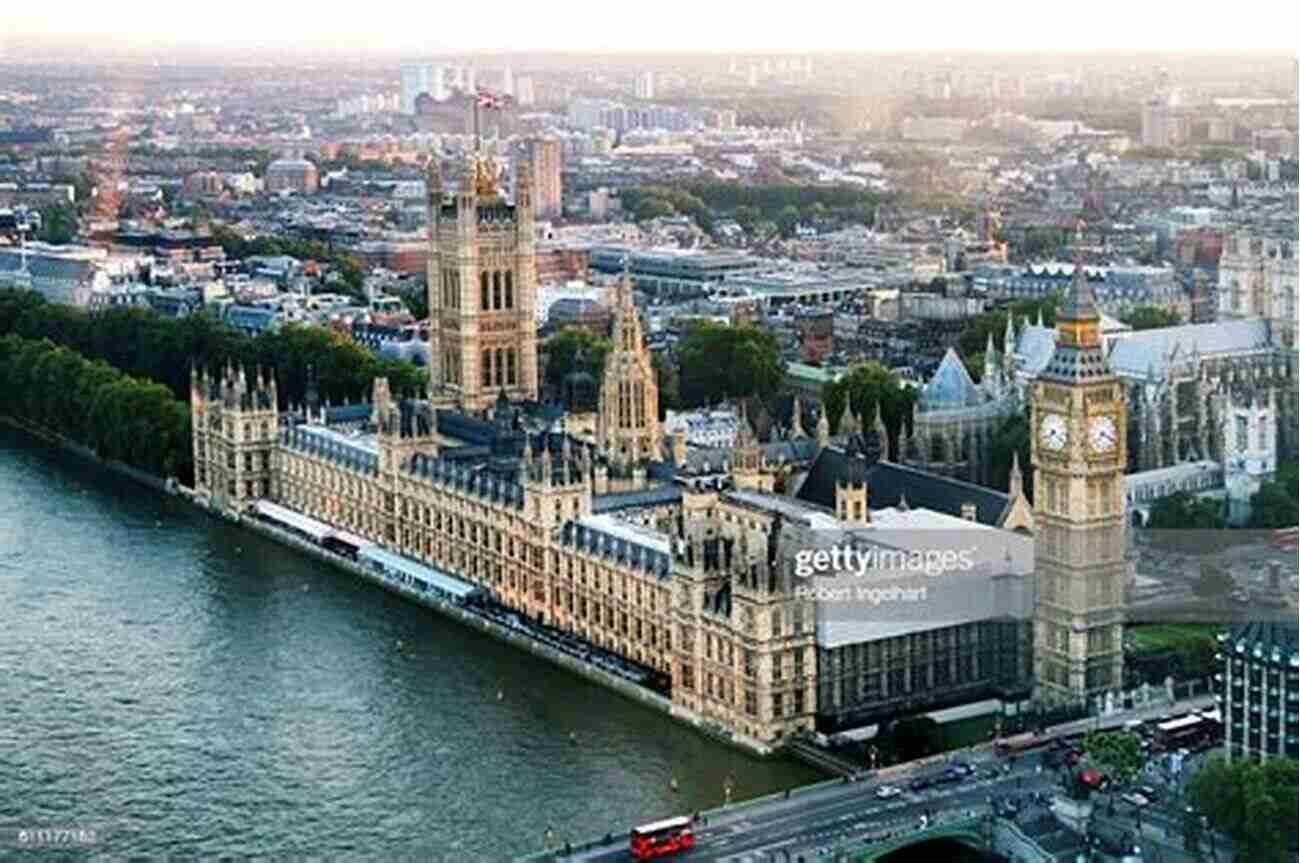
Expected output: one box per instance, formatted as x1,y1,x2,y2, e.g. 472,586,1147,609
436,269,518,312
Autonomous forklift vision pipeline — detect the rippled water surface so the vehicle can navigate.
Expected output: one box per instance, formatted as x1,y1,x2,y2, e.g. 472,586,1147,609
0,427,818,860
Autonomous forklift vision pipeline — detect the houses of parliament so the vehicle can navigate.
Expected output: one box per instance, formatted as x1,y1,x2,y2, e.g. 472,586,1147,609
191,151,1139,745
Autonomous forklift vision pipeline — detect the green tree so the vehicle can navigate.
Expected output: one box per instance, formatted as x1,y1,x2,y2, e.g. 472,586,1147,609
1078,729,1145,787
733,205,760,234
1147,491,1226,530
1186,756,1299,863
37,204,77,245
776,205,801,238
634,197,675,222
821,362,915,457
677,323,783,407
1246,460,1299,529
1122,306,1182,330
989,407,1033,501
543,328,611,408
652,352,680,417
885,716,942,762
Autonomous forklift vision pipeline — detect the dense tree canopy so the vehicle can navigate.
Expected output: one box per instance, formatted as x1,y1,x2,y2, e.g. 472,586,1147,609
1121,306,1182,330
37,204,77,245
676,323,784,408
542,328,611,411
821,362,915,457
209,224,365,298
988,407,1033,502
622,182,880,234
1078,729,1145,786
956,296,1058,360
1146,490,1227,530
1246,460,1299,529
0,289,425,409
1186,756,1298,863
0,335,192,483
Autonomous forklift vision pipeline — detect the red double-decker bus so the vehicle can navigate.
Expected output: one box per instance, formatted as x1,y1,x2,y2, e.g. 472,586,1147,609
1272,527,1298,549
629,815,694,860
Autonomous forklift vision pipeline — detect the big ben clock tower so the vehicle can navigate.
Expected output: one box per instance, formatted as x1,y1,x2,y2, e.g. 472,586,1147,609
1031,236,1127,706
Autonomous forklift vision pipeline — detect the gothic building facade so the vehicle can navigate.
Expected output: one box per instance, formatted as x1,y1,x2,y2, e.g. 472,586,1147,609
1031,261,1129,706
596,269,661,469
902,330,1019,487
426,154,539,412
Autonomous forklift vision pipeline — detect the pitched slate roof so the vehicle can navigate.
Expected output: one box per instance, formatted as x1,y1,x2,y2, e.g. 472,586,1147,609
1014,323,1058,375
919,347,983,411
592,484,683,513
795,447,1011,527
1107,319,1273,380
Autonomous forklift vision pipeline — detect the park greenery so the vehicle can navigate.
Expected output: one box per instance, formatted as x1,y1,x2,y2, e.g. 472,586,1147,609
1186,755,1298,863
676,322,784,408
0,335,193,483
620,182,880,234
0,289,426,410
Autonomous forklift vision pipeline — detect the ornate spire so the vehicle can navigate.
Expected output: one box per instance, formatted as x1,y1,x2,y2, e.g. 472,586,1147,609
1059,220,1098,322
1004,313,1015,352
790,395,806,438
1009,450,1023,498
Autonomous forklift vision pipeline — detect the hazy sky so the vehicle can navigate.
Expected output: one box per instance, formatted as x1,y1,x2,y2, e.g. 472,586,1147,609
8,1,1300,55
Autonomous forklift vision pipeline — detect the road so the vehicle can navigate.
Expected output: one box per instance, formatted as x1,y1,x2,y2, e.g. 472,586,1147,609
543,694,1221,863
562,750,1056,862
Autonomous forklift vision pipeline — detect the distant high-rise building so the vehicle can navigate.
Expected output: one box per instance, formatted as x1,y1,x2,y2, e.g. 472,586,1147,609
400,64,435,115
527,138,563,220
635,71,655,100
502,65,514,97
1141,99,1175,148
515,76,536,107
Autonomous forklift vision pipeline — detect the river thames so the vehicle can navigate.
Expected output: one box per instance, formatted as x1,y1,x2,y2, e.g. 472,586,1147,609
0,427,819,860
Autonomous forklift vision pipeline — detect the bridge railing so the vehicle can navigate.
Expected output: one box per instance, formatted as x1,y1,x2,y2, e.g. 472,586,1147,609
820,814,991,862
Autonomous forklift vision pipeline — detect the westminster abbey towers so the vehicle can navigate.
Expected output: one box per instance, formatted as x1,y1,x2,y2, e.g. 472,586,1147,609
1031,252,1128,706
426,153,539,412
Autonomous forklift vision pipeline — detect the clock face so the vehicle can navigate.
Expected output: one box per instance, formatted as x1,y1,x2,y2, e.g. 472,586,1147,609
1089,416,1118,453
1039,414,1068,452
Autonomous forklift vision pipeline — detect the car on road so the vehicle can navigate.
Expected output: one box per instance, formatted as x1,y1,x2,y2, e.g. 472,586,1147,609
983,767,1002,780
1122,792,1151,808
874,785,902,800
993,799,1019,818
1136,785,1161,801
909,776,932,792
938,767,966,783
949,761,974,776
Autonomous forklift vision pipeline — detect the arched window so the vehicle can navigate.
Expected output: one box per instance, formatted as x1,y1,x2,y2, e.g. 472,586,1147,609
482,350,492,387
495,348,505,386
493,271,502,310
504,271,513,308
481,272,490,311
507,349,517,385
